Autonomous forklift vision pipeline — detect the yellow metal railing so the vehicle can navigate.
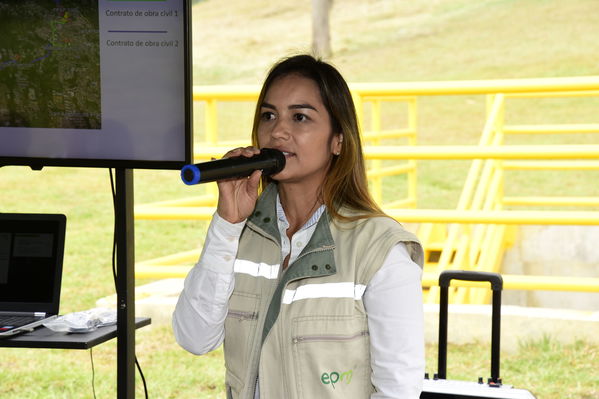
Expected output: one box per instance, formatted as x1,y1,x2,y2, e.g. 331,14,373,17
135,76,599,301
356,95,418,208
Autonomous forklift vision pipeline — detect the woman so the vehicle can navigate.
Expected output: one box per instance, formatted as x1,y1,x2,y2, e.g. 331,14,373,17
173,54,424,399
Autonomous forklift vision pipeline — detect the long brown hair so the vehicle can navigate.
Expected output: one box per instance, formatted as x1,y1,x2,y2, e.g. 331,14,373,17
251,54,383,222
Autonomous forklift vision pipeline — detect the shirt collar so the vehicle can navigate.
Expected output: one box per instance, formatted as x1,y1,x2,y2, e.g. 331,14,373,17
276,194,326,232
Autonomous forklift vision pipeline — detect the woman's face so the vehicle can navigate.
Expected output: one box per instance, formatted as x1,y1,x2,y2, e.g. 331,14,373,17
257,74,342,187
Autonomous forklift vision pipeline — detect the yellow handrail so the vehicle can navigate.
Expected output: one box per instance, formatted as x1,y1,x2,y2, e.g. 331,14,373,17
421,273,599,293
194,76,599,99
386,209,599,225
136,207,599,225
192,144,599,161
504,124,599,134
503,161,599,170
360,145,599,159
349,76,599,95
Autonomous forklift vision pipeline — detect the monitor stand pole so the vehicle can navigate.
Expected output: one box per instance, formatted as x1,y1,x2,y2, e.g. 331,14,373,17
115,168,136,398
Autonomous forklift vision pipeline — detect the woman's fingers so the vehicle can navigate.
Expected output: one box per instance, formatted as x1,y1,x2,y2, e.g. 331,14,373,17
223,146,260,159
246,169,263,192
215,146,263,224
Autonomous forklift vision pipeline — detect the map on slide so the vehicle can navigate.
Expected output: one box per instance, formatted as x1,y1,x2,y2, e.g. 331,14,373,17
0,0,101,129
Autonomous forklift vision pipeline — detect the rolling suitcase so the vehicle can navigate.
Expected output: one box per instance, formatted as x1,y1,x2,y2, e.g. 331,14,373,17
421,270,537,399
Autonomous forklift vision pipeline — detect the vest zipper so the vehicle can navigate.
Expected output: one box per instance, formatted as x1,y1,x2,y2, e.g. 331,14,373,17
227,310,258,320
292,330,369,344
294,244,335,264
252,375,259,399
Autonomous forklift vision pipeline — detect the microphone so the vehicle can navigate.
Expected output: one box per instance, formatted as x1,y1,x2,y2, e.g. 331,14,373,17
181,148,286,185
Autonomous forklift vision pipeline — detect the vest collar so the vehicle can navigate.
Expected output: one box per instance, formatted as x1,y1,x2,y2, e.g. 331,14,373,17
247,183,281,246
247,183,337,275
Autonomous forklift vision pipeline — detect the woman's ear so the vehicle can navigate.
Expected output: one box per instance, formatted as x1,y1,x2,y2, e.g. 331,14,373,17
333,133,343,156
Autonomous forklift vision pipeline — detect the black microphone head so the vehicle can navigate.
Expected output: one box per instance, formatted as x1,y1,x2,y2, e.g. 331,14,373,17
259,148,286,176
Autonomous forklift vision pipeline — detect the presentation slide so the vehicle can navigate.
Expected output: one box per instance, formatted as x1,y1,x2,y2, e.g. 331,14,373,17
0,0,191,168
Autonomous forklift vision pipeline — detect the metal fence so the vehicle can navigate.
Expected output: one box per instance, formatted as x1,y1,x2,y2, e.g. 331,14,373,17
134,76,599,303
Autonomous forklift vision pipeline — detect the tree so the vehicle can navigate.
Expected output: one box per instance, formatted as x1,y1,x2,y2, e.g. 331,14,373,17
311,0,333,58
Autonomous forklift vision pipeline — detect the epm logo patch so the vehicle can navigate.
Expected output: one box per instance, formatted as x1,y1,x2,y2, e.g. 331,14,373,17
320,369,353,389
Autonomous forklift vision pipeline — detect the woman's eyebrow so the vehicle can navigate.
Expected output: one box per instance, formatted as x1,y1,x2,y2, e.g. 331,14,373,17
289,103,318,112
261,102,319,112
261,102,276,110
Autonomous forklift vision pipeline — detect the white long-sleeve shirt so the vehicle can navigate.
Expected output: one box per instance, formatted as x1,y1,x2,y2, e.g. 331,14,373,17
173,203,424,398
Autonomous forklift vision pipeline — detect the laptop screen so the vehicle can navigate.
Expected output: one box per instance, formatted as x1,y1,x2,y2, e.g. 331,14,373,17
0,214,66,314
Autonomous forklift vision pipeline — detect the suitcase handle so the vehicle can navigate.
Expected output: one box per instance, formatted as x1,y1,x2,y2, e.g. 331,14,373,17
437,270,503,385
439,270,503,291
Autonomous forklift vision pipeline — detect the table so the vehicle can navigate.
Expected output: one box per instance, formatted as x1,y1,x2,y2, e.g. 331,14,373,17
0,317,151,350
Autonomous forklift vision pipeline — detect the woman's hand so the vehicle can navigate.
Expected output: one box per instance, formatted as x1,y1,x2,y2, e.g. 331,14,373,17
216,146,263,224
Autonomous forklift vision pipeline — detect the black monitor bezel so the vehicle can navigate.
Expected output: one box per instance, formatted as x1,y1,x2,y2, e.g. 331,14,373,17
0,0,193,171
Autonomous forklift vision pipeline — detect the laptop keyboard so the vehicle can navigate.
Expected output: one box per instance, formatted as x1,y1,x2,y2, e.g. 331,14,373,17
0,315,40,327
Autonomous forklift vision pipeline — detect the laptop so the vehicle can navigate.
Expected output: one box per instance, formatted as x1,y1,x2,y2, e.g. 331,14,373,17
0,213,66,338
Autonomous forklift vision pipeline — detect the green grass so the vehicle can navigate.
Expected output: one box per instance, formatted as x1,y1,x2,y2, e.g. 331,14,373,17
2,0,599,397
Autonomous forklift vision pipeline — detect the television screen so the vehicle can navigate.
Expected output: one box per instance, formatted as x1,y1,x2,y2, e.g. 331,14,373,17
0,0,192,169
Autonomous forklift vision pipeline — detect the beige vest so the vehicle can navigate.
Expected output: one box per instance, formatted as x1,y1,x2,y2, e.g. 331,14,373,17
224,184,423,399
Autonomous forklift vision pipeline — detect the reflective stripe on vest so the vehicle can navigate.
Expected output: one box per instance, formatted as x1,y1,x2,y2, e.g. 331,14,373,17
234,259,280,280
282,282,367,304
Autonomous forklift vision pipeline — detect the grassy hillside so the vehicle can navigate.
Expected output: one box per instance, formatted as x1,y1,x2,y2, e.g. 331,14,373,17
1,0,598,398
191,0,599,84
